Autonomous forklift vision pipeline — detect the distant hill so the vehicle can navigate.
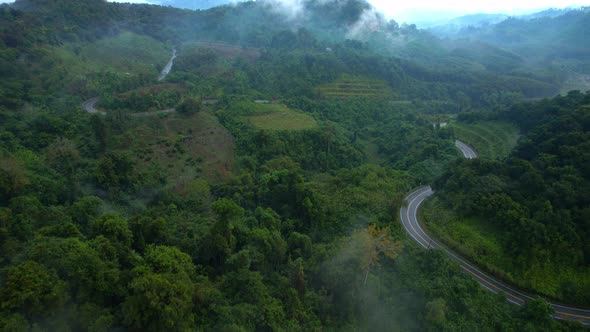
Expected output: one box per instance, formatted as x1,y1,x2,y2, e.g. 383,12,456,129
520,6,588,20
456,9,590,57
428,6,589,38
157,0,238,10
427,13,509,36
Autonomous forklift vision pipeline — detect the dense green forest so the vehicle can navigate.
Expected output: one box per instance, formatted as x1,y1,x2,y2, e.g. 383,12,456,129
430,91,590,305
446,7,590,93
0,0,589,330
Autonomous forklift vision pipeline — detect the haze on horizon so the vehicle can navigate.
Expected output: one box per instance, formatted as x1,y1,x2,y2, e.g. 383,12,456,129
369,0,590,23
2,0,589,23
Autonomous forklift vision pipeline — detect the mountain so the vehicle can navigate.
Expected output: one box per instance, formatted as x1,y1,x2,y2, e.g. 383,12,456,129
455,8,590,61
1,0,590,330
520,6,589,20
428,6,590,38
426,13,509,36
157,0,237,10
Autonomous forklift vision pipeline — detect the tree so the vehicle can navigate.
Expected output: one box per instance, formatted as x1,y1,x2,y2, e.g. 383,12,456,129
90,115,107,153
176,96,202,115
123,270,195,332
143,245,196,278
45,137,80,176
0,261,67,318
68,196,103,232
356,225,403,285
211,198,244,248
425,298,447,327
92,214,132,248
520,297,553,326
27,237,120,302
181,179,210,213
201,199,245,268
288,232,312,258
0,157,28,203
95,152,134,191
129,216,169,251
122,246,196,332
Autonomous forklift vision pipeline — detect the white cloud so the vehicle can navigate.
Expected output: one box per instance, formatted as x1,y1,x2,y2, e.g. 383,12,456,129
366,0,590,23
3,0,588,23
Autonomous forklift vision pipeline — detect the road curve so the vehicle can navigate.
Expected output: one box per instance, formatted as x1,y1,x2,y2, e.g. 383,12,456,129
400,147,590,325
81,97,177,117
455,140,477,159
81,97,106,115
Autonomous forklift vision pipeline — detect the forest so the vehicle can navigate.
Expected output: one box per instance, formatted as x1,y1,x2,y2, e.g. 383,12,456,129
431,91,590,306
0,0,589,330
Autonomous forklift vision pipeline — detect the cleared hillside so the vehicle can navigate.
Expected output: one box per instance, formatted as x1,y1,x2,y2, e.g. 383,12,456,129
451,121,519,159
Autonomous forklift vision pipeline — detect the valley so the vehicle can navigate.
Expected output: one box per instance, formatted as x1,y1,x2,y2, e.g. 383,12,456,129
0,0,589,330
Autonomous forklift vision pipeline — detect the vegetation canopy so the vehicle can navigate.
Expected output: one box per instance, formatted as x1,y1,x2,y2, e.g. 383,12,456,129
0,0,589,330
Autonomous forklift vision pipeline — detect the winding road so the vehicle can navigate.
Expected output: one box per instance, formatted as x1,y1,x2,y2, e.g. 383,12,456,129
83,48,179,115
81,97,106,115
81,97,176,116
455,139,477,159
400,140,590,325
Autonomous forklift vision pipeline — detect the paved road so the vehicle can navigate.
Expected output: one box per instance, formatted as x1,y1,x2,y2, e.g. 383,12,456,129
158,48,177,81
455,140,477,159
400,145,590,325
81,97,106,115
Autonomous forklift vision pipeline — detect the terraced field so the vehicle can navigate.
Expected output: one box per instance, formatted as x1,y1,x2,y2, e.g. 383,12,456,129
317,76,393,98
242,104,317,131
451,121,519,159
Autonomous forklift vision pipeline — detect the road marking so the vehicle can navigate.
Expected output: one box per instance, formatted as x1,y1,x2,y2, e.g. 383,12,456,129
459,266,525,302
401,138,590,324
400,207,427,248
405,186,429,200
553,311,590,319
446,250,532,301
403,190,590,322
412,190,440,248
402,135,590,324
455,140,477,159
404,188,432,248
402,187,590,323
507,298,521,305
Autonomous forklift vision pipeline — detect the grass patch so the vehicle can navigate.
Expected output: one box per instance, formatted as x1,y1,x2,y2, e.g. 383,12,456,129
422,197,509,275
451,121,519,159
56,31,170,77
242,104,318,131
317,75,394,98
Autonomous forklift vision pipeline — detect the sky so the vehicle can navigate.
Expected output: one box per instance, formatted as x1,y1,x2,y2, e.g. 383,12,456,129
367,0,590,22
2,0,589,23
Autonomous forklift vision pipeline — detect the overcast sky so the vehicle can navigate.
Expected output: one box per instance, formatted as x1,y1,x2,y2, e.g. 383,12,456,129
2,0,589,23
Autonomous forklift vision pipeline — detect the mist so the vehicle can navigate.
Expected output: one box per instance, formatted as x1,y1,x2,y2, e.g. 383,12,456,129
103,0,590,24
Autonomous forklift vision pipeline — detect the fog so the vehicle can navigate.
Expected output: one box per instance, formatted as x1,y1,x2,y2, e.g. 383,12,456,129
98,0,590,23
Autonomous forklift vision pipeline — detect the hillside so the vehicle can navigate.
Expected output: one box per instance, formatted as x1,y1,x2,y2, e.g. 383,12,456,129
449,8,590,84
0,0,589,330
433,91,590,305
